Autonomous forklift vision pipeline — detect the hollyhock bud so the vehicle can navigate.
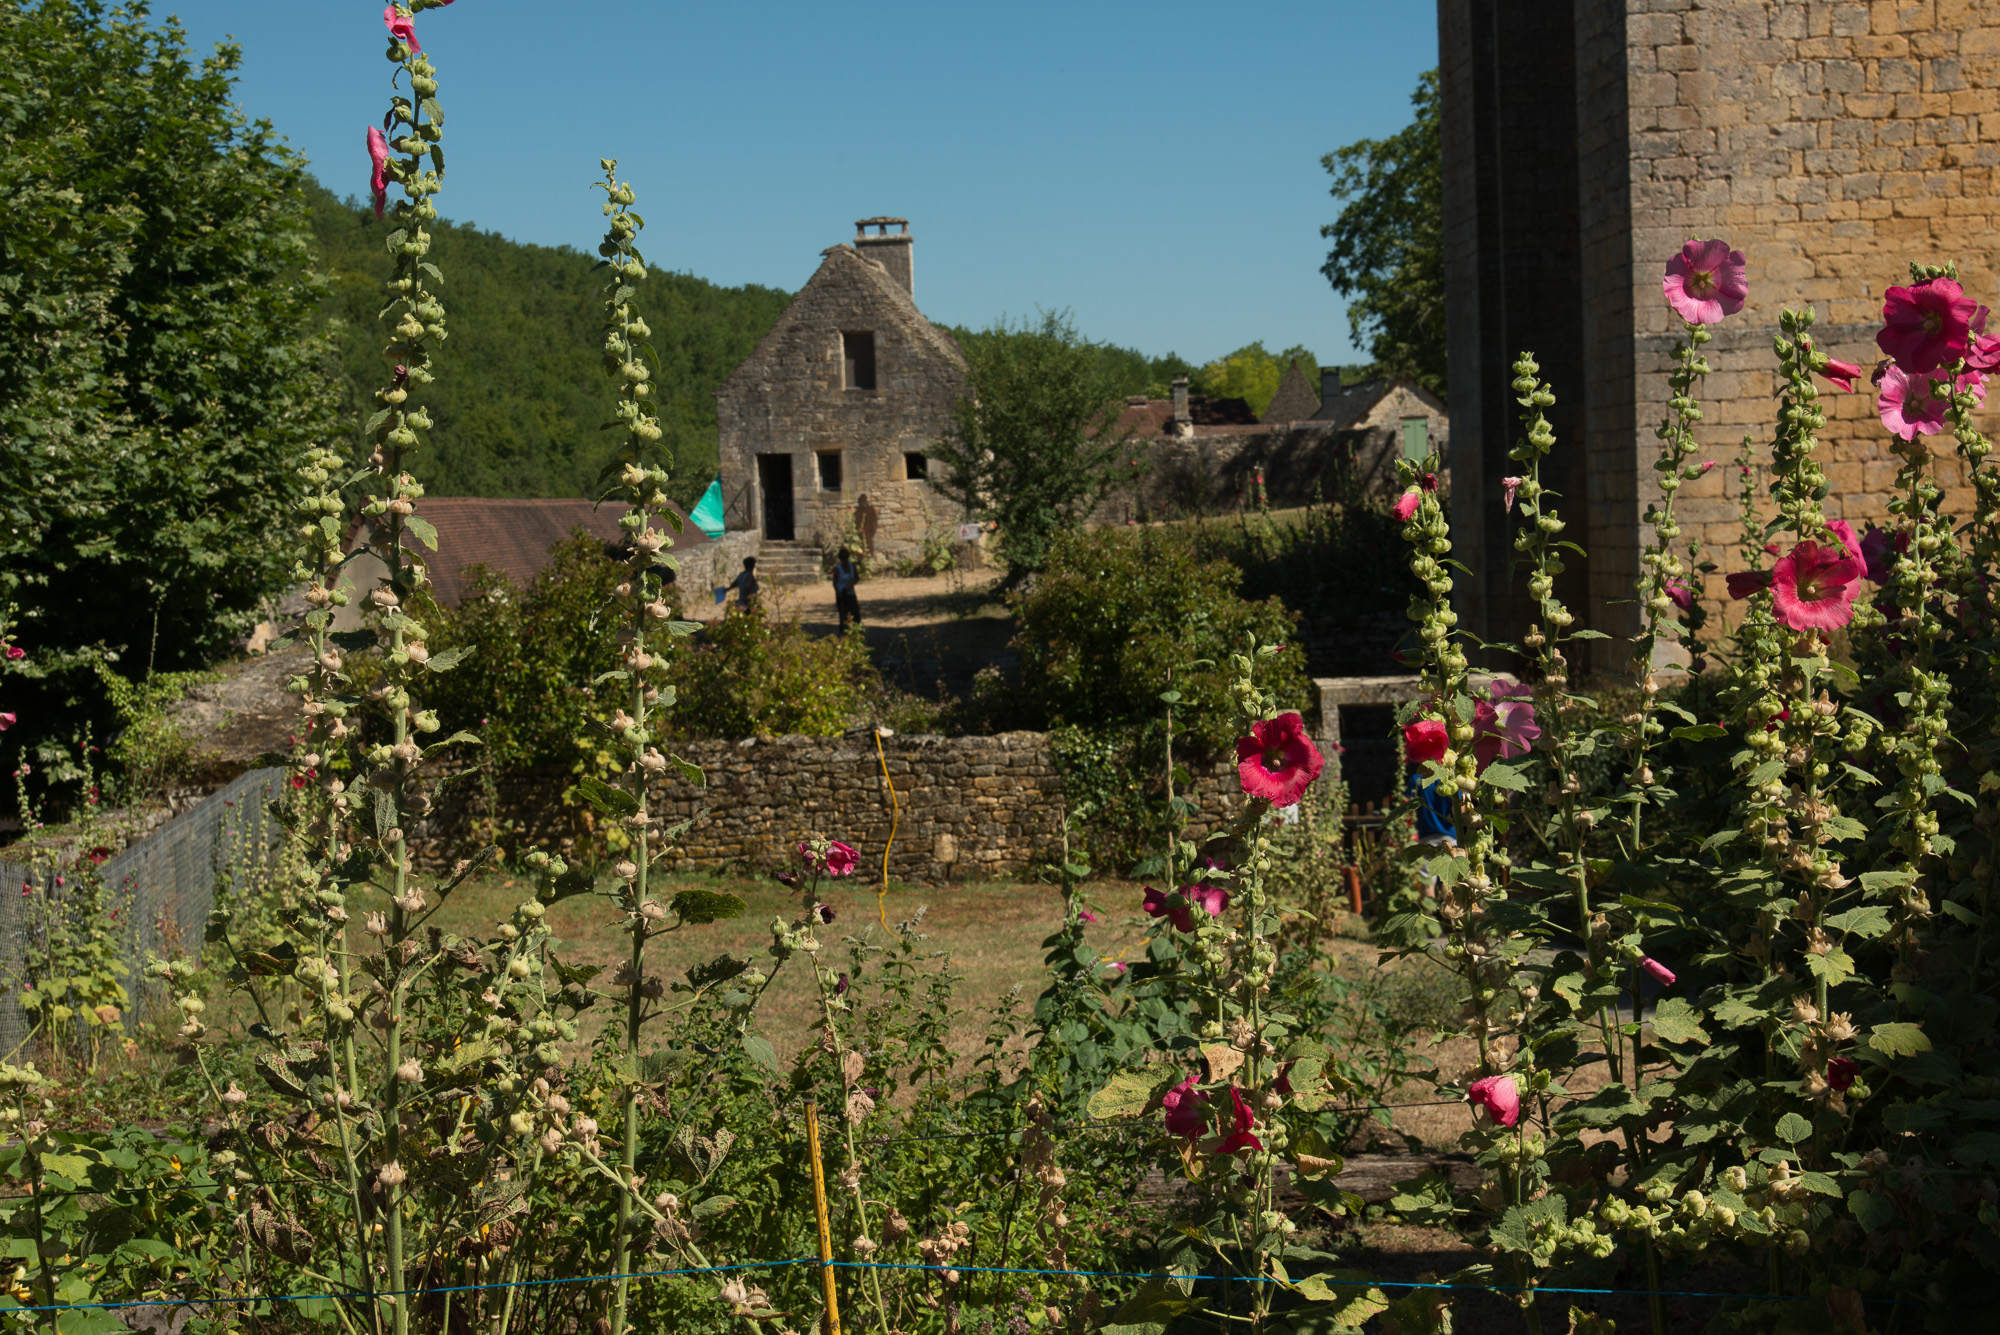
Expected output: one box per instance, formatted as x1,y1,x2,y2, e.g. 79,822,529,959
1641,957,1676,987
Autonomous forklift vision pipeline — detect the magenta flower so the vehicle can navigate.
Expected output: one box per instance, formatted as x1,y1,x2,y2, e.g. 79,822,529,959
1826,519,1864,566
1827,1057,1859,1092
1141,883,1228,933
0,712,12,734
1500,476,1525,513
2,646,20,661
1819,357,1865,393
1859,526,1905,584
384,4,422,52
796,839,859,877
1641,957,1676,987
1210,1086,1263,1155
1161,1074,1208,1139
1665,580,1694,612
1878,276,1978,374
1662,239,1748,324
1471,678,1539,773
1771,540,1863,632
367,125,391,219
1697,459,1716,475
1392,489,1421,523
1078,909,1100,925
1877,364,1947,440
1235,712,1325,807
1467,1075,1521,1129
1403,718,1449,764
1726,570,1771,601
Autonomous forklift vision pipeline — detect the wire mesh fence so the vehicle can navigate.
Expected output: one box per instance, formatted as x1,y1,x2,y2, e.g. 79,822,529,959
0,768,287,1054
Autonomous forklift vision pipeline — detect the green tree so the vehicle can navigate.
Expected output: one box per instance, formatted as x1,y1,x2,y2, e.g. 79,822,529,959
1196,342,1321,418
1320,69,1445,397
0,0,337,792
932,311,1132,583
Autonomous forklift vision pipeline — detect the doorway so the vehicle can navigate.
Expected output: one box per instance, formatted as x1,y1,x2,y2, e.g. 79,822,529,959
757,453,795,540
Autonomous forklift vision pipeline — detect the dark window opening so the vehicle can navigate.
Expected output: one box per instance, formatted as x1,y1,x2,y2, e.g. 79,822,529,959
903,451,928,480
817,450,843,491
843,331,877,390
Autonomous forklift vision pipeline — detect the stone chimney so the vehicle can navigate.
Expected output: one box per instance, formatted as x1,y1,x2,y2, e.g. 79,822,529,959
853,217,913,299
1320,367,1343,403
1171,374,1192,436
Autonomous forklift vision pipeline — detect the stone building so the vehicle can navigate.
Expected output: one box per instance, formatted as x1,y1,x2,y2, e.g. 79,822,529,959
715,218,969,575
1440,0,2000,660
1095,369,1450,521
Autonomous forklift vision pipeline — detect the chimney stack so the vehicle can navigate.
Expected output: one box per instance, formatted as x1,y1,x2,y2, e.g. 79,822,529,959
1320,367,1342,403
853,217,914,299
1171,375,1193,437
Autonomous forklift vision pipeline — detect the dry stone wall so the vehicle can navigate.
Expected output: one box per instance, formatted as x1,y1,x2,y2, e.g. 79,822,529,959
409,732,1264,885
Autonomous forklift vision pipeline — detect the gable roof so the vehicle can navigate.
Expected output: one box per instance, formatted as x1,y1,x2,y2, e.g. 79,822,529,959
1310,377,1449,430
353,497,706,607
718,244,964,401
1113,393,1260,437
1260,358,1322,424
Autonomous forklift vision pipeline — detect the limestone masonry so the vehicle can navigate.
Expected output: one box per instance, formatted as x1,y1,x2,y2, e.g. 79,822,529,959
1442,0,2000,661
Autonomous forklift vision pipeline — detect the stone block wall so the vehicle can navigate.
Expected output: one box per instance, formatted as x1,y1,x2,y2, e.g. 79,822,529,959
1444,0,2000,660
408,732,1270,885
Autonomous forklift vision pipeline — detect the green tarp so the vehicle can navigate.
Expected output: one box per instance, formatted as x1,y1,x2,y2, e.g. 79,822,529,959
689,477,725,538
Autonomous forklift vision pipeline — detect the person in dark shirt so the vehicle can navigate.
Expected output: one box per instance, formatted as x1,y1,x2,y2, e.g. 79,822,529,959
831,547,862,630
728,557,760,610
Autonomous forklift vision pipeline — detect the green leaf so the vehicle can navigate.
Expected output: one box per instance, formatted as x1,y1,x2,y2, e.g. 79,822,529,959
1849,1188,1894,1233
685,953,750,991
1670,723,1728,741
1488,1195,1566,1253
1868,1022,1932,1058
1805,946,1855,987
666,753,704,786
1748,758,1787,786
374,789,397,842
1107,1274,1206,1325
1650,997,1707,1045
1774,1112,1814,1144
419,97,443,126
1825,905,1892,939
1859,870,1916,893
403,515,439,550
1480,758,1531,792
423,645,470,673
689,1194,735,1219
670,890,746,925
741,1035,778,1073
667,620,702,637
574,776,639,818
1087,1068,1175,1120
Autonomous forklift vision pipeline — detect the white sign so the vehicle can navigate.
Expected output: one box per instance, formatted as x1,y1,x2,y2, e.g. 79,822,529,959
956,523,985,541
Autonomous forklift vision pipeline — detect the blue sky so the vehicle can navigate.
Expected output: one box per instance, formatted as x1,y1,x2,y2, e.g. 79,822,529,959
153,0,1436,366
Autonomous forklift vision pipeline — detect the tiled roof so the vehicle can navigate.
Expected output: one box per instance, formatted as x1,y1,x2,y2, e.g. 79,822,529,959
1260,359,1323,424
1113,394,1262,437
356,497,708,607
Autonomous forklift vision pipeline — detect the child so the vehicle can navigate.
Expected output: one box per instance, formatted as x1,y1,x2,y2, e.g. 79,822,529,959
728,556,760,610
831,547,862,630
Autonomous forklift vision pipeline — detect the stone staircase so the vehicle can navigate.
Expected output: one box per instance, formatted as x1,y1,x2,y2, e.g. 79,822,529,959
755,540,822,586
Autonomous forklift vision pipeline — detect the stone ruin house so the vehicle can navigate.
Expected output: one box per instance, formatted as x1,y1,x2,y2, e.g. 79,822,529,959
715,219,969,580
1096,367,1449,522
1441,0,2000,663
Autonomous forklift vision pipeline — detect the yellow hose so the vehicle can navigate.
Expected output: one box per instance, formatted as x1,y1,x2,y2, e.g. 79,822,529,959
873,729,900,929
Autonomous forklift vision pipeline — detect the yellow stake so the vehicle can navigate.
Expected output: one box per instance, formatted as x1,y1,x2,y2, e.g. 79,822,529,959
873,729,901,928
805,1100,842,1335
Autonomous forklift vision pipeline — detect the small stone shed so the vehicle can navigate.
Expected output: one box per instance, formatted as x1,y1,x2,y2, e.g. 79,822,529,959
715,219,970,568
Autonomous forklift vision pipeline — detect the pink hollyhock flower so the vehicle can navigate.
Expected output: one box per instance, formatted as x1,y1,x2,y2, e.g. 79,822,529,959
1162,1074,1208,1139
1877,365,1948,440
1235,712,1325,806
1725,569,1772,601
1878,276,1978,374
0,712,12,733
1662,239,1748,324
1665,580,1694,612
1827,1056,1858,1092
1819,357,1864,393
1467,1075,1521,1128
1078,909,1100,925
1826,519,1864,566
384,4,421,52
1697,460,1716,474
1392,489,1421,523
1500,476,1525,513
2,646,20,661
1141,883,1228,933
1211,1086,1263,1155
1471,678,1540,773
367,126,391,219
1770,540,1863,632
1859,526,1905,584
825,841,859,877
1403,718,1449,764
1641,957,1676,987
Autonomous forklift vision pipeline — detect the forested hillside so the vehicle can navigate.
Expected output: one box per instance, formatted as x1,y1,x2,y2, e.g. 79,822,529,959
308,183,792,507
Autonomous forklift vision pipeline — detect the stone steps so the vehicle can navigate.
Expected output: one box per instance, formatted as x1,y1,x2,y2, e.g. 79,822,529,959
755,541,822,585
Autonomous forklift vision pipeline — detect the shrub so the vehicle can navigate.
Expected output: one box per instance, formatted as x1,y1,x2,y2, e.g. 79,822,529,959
669,607,877,739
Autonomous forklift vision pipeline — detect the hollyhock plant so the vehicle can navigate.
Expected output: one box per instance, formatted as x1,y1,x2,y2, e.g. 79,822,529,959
1770,539,1864,631
1665,579,1694,612
1661,238,1748,324
1819,357,1864,392
797,839,859,877
1472,678,1540,773
1827,519,1865,566
367,125,391,219
1860,525,1904,583
1211,1086,1263,1155
1726,569,1772,600
1392,471,1438,523
1403,718,1449,764
1827,1056,1859,1093
0,712,12,734
1161,1074,1208,1139
1235,711,1325,807
1143,883,1229,933
1641,957,1676,987
1876,364,1948,440
384,4,422,52
1878,276,1978,374
1501,476,1525,513
1467,1075,1521,1129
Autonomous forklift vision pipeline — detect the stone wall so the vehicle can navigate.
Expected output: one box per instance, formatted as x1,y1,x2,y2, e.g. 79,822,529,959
408,732,1274,885
1443,0,2000,661
715,243,969,567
